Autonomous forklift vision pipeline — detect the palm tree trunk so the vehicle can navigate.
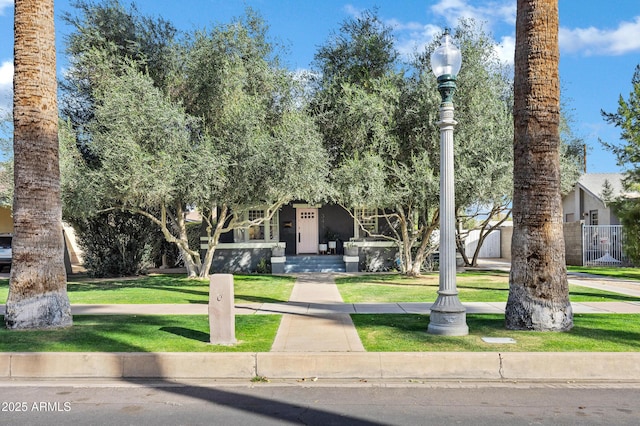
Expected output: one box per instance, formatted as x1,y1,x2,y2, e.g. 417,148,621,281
6,0,72,329
505,0,572,331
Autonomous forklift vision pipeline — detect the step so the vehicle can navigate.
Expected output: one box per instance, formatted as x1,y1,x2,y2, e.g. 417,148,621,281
283,255,346,273
286,255,343,262
284,266,346,273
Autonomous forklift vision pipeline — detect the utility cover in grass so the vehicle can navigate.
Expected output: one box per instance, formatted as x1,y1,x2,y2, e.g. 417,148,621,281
482,337,516,344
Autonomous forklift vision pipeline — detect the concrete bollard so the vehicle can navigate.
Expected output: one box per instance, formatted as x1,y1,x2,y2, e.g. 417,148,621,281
209,274,237,345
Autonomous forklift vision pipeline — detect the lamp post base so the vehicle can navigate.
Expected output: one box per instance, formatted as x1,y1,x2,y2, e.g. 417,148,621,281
428,295,469,336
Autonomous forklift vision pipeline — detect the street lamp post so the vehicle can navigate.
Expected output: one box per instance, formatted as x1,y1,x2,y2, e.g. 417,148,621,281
427,30,469,336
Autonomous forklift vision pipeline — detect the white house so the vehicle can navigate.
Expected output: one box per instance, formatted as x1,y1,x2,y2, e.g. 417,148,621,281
562,173,626,225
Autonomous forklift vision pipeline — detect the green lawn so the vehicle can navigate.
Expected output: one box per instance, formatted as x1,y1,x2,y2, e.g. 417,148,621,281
3,312,636,353
352,314,640,352
335,271,639,303
568,266,640,280
0,315,281,352
0,274,296,305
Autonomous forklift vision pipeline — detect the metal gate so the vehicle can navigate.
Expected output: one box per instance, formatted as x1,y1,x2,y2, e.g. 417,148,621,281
582,225,626,266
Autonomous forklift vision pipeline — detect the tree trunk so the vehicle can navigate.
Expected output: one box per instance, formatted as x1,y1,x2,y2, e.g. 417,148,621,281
199,204,227,279
6,0,72,329
505,0,572,331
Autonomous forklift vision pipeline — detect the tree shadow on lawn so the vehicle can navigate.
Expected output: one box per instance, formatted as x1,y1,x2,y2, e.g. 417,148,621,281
1,315,379,425
353,314,640,351
160,326,210,343
66,281,210,303
568,290,639,302
65,279,289,304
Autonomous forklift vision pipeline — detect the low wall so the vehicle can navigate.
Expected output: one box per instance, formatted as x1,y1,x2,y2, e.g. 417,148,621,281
564,221,583,266
210,248,272,273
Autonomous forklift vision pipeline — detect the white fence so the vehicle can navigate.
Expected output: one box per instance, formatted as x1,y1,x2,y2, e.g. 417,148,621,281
465,229,501,258
582,225,626,266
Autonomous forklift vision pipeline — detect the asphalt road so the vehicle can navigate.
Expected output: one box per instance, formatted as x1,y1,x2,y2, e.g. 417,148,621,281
1,380,639,425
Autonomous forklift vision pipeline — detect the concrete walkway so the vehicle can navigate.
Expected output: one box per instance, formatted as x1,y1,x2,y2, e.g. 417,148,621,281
270,274,365,352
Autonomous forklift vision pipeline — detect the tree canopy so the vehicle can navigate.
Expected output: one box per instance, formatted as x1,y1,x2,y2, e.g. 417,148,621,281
602,64,640,266
61,2,329,278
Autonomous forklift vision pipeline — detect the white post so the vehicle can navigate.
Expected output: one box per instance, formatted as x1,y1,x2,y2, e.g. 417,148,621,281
209,274,237,345
427,102,468,336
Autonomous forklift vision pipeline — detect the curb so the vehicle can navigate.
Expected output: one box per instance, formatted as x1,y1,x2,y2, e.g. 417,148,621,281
3,352,640,382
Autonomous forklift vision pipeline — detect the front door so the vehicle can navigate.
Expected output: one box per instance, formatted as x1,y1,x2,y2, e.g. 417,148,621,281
297,208,318,254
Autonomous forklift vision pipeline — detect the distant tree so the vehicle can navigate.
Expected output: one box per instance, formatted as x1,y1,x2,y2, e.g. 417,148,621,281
601,65,640,185
559,105,585,193
6,0,72,329
505,0,573,331
0,112,12,207
601,64,640,266
600,179,615,207
610,198,640,266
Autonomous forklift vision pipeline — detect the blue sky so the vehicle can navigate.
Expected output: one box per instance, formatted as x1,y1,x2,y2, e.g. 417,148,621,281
1,0,639,173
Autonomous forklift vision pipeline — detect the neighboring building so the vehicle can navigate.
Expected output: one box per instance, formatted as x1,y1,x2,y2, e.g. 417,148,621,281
562,173,639,266
562,173,626,225
0,205,83,272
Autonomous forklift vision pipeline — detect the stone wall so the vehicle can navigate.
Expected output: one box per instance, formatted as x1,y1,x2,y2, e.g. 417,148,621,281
563,221,584,266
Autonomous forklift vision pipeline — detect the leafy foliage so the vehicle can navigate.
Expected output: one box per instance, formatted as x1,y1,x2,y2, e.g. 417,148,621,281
602,65,640,183
602,65,640,266
0,112,12,207
312,15,516,273
60,2,329,278
73,210,156,277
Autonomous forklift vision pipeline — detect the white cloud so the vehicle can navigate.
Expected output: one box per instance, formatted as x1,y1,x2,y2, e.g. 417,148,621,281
0,61,13,115
0,61,11,86
0,0,13,16
560,16,640,56
495,35,515,65
430,0,515,28
343,4,363,18
395,23,441,59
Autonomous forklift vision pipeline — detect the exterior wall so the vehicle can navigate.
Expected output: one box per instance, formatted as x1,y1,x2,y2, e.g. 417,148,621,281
318,204,354,250
359,246,397,272
279,203,355,256
500,225,513,261
564,221,584,266
563,185,619,226
562,188,579,222
348,241,398,272
279,204,297,256
210,247,273,273
0,207,12,234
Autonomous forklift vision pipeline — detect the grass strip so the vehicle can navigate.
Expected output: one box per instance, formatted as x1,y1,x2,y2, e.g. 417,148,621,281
0,274,296,305
0,315,281,352
336,272,638,303
352,314,640,352
567,266,640,281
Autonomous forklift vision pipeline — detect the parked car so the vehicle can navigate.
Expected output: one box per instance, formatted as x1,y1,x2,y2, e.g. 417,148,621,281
0,234,12,271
